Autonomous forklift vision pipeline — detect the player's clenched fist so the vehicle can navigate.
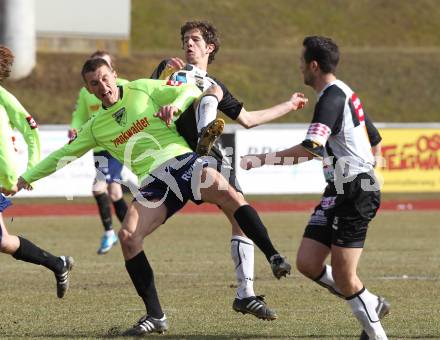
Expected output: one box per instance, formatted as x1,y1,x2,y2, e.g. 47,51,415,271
17,176,33,191
289,92,308,110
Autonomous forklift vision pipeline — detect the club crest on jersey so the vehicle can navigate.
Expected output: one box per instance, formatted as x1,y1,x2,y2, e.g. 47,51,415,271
113,107,127,126
26,115,38,129
89,104,100,112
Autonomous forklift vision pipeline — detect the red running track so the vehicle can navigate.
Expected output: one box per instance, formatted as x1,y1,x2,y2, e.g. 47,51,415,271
3,200,440,217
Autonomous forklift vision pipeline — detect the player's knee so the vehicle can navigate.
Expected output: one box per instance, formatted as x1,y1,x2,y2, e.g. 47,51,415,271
108,183,123,201
119,229,142,248
205,84,223,101
108,190,122,202
118,229,131,246
296,254,315,279
295,256,308,276
217,189,243,214
296,252,323,279
0,234,13,253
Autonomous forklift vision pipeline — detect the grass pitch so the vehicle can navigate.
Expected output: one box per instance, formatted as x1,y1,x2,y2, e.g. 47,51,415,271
0,210,439,339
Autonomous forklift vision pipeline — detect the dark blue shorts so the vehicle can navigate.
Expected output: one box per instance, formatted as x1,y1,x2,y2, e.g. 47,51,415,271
135,152,210,220
94,150,123,184
1,194,12,243
0,193,12,213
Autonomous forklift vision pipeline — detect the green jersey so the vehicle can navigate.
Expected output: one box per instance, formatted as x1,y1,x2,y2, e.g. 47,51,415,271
0,85,41,190
71,78,129,153
22,79,201,184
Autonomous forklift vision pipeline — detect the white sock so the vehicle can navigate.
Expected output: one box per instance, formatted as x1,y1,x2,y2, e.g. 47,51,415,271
347,287,388,340
196,95,219,136
104,230,115,237
231,235,255,299
315,265,344,298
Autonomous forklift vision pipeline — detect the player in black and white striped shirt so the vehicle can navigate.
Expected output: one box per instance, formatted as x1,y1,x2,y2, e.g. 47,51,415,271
241,36,388,340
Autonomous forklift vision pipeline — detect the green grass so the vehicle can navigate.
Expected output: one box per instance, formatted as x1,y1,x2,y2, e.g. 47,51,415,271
12,192,440,206
1,211,439,339
3,0,440,123
131,0,440,50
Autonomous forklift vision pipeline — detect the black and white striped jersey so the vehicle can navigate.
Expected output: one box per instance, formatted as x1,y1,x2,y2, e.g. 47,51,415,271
301,80,376,181
151,60,243,159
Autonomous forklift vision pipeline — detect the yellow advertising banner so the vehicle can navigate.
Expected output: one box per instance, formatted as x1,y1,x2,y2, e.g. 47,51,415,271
377,128,440,192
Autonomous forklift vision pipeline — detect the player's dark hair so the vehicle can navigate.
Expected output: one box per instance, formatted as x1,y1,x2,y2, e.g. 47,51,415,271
302,36,339,74
0,45,14,81
89,50,115,68
81,58,111,82
181,20,220,64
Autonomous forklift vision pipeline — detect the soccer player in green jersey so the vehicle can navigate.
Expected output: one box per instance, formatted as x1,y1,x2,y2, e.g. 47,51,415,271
17,57,291,335
0,45,73,299
69,51,128,255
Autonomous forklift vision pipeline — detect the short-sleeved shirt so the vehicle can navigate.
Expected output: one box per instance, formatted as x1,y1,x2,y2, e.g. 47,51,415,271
22,79,201,185
301,80,376,182
0,85,40,191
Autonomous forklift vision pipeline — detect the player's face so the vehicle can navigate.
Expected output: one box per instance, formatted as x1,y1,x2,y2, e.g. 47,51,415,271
0,47,13,80
84,65,119,108
182,28,214,65
0,60,12,80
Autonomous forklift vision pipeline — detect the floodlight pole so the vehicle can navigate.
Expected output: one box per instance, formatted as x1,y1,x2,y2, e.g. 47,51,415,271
0,0,36,79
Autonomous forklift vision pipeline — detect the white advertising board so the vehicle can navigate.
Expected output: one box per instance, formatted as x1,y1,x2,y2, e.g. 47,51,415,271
235,128,327,194
35,0,130,38
13,127,95,198
13,126,139,198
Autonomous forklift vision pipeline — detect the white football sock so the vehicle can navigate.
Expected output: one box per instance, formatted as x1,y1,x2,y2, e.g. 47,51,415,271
347,287,388,340
104,229,115,237
196,95,219,136
315,265,344,298
231,235,255,299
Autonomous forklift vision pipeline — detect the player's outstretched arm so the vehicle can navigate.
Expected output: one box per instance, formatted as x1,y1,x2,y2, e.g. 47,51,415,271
236,92,308,129
20,122,97,187
240,144,315,170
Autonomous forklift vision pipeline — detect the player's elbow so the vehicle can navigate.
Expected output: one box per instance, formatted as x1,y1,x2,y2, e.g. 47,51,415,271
241,122,254,129
238,115,257,129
